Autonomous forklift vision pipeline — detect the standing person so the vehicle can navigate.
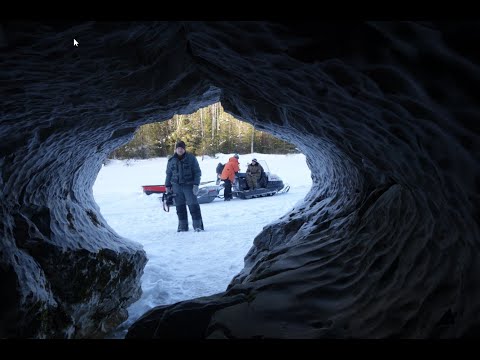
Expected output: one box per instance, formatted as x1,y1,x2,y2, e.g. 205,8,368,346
165,140,204,232
220,154,240,201
215,162,225,185
246,158,264,190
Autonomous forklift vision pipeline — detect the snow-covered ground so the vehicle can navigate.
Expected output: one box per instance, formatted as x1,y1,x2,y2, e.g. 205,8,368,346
93,153,312,337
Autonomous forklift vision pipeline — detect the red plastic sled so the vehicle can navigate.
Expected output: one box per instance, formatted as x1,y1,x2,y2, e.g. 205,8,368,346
142,185,167,195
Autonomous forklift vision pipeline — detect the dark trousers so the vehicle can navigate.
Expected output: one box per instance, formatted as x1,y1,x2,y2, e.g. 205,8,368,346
172,183,203,230
223,179,232,200
246,175,260,190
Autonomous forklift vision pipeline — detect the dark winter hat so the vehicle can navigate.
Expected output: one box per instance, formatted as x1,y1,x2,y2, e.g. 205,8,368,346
234,153,239,159
252,158,257,163
175,141,186,149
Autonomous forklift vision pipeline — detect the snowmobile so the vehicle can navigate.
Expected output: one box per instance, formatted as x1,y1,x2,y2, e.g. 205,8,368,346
141,160,289,205
230,160,290,199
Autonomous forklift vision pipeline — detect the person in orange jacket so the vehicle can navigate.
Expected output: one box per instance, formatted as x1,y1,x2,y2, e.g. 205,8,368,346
220,154,240,201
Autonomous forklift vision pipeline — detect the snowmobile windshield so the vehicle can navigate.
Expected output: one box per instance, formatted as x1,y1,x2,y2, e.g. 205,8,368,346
259,160,270,173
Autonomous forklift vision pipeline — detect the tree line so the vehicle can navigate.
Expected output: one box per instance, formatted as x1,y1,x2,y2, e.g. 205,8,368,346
110,102,298,159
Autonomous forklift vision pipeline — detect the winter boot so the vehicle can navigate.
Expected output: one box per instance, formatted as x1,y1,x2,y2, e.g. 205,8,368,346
177,220,189,232
192,219,204,232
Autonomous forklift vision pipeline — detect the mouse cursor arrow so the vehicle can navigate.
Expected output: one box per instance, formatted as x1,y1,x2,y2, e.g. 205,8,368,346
73,39,79,47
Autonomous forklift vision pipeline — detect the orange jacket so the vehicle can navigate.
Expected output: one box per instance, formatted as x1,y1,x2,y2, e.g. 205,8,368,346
221,157,240,182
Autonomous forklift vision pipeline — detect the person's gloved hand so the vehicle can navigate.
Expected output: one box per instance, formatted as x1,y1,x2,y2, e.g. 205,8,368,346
166,186,172,194
192,185,199,195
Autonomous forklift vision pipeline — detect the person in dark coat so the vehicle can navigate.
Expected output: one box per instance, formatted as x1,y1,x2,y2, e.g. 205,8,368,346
246,158,264,190
165,141,204,232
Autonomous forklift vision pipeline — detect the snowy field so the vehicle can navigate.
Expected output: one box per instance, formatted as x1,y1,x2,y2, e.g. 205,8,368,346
93,153,312,337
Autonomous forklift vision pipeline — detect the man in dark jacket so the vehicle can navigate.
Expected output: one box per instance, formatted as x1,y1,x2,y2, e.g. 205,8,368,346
246,158,264,190
165,140,204,232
